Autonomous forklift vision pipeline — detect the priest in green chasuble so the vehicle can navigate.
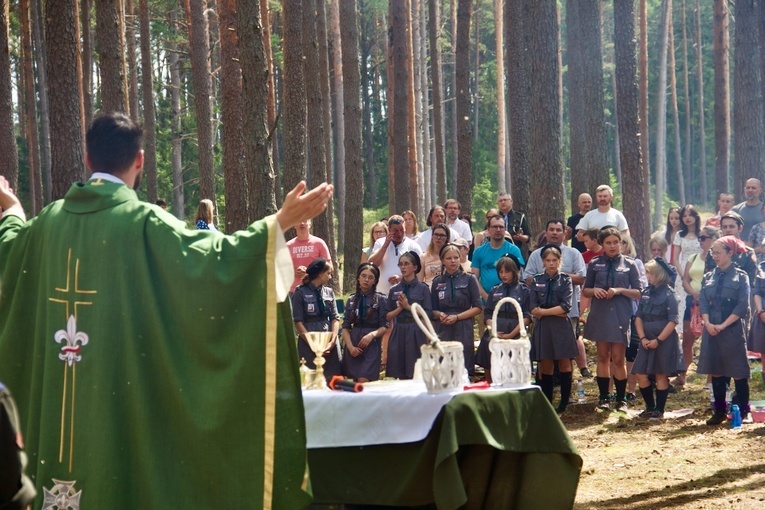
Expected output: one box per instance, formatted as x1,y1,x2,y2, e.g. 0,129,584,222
0,112,333,509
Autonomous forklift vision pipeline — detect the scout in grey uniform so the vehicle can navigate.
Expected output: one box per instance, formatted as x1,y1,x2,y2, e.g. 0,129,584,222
386,251,433,379
632,258,681,420
291,258,342,381
342,263,390,382
529,245,578,413
747,266,765,372
698,236,753,425
431,244,483,375
475,254,531,381
582,227,643,411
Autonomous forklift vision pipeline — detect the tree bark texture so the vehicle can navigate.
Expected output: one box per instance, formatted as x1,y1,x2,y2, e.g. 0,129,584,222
614,0,649,259
139,0,158,204
20,0,43,214
694,0,708,202
259,0,279,207
81,0,93,128
713,0,730,196
238,0,276,219
410,0,424,219
681,0,692,200
46,0,85,199
566,0,608,210
33,0,52,203
528,0,564,240
505,0,531,209
733,0,765,194
638,0,650,221
653,0,670,229
340,0,363,294
189,0,216,201
169,9,185,219
218,0,247,230
329,0,345,253
428,0,447,204
126,0,140,121
282,0,307,200
495,0,506,194
0,1,19,191
391,0,411,213
97,0,128,113
668,4,686,204
455,0,473,215
360,5,376,208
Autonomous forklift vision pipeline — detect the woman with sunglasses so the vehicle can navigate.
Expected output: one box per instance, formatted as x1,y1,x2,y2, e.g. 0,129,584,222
431,244,483,375
420,223,451,288
675,227,721,387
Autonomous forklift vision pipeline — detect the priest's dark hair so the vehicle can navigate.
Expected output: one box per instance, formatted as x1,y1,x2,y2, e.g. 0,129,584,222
86,112,143,174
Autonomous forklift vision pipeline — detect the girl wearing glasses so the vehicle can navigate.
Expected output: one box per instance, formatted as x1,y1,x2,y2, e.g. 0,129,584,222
582,227,643,411
342,263,390,382
361,221,388,263
420,224,451,288
675,226,720,387
386,252,432,379
431,244,482,375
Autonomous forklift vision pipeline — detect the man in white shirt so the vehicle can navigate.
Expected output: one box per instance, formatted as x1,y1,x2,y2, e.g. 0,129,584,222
443,198,473,243
369,215,423,294
575,184,629,242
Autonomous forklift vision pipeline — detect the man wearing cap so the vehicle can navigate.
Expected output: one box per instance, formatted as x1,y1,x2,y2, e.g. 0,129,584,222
472,215,525,301
575,184,629,241
497,192,531,258
444,199,473,243
523,219,590,377
732,178,765,240
369,214,423,295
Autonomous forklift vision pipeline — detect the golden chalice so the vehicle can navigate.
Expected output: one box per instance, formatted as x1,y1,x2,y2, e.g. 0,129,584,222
304,332,334,390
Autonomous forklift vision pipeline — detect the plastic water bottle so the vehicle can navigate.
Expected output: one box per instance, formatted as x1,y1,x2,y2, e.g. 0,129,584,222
577,379,585,404
731,404,742,429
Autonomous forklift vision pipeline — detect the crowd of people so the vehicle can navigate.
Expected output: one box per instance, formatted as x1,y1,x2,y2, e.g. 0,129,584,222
290,181,765,424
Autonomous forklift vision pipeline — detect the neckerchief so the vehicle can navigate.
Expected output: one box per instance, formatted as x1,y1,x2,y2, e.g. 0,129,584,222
315,286,326,316
714,269,727,303
359,293,367,320
545,274,556,307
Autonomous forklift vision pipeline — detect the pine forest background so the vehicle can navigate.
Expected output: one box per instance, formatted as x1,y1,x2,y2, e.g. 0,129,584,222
1,0,764,292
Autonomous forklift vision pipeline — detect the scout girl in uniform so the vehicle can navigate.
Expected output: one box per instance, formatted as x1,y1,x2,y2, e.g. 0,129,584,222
632,258,681,420
291,257,341,381
530,245,579,413
342,263,389,382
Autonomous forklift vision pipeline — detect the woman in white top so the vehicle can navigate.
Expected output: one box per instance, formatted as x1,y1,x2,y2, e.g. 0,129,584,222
419,223,451,288
402,210,420,241
672,205,703,277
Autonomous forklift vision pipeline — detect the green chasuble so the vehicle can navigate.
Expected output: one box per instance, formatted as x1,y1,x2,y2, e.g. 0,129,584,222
0,181,311,509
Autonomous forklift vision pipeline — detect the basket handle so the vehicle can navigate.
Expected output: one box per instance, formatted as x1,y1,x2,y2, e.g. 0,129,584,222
491,297,529,340
410,302,441,350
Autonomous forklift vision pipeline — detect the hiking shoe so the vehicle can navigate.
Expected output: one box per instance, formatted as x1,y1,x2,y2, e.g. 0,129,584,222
626,392,636,402
555,404,567,415
706,411,727,426
741,412,753,424
614,400,629,412
649,410,664,421
638,408,654,419
580,367,593,378
597,398,611,410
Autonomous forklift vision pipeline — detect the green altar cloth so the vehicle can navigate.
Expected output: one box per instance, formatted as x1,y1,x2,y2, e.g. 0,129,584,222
308,388,582,509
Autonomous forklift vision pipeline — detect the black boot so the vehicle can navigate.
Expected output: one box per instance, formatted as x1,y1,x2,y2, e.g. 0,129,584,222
556,371,573,414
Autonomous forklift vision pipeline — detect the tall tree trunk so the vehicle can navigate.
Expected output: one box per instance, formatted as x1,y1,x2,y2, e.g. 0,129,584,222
528,0,563,240
615,0,649,260
713,0,730,196
733,0,765,194
282,0,307,203
169,9,185,219
669,3,686,204
139,0,158,204
681,0,692,201
506,0,531,207
495,0,506,194
472,0,479,143
33,0,52,203
340,0,363,294
411,0,425,218
260,0,279,210
360,3,376,206
189,0,216,201
81,0,93,128
455,0,473,214
694,0,708,203
653,0,670,229
405,0,420,215
391,0,411,212
97,0,128,113
428,0,447,203
329,0,345,252
126,0,140,121
218,0,247,230
418,0,432,211
612,63,622,186
638,0,650,217
566,0,608,209
303,0,331,244
46,0,85,198
238,0,276,219
20,0,43,214
0,2,19,191
450,0,458,192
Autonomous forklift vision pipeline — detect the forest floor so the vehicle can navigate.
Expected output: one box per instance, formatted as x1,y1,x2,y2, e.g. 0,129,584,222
568,346,765,510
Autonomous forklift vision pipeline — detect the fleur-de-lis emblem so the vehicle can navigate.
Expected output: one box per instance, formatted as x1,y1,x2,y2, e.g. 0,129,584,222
54,315,89,367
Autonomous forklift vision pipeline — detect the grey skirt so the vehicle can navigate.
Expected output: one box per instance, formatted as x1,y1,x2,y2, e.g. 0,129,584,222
697,319,750,379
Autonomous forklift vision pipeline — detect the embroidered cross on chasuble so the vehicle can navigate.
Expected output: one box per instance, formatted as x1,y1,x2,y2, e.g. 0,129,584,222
0,181,311,509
